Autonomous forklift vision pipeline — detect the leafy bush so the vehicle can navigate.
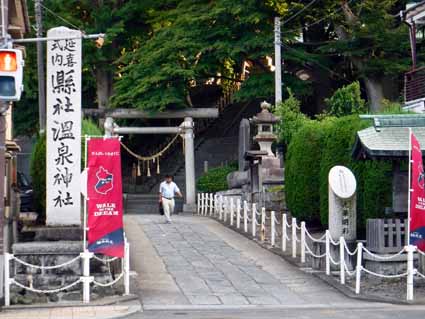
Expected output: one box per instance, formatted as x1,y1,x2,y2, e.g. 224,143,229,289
284,114,393,229
30,133,46,215
317,115,392,227
274,89,309,146
326,82,366,116
197,162,237,193
285,119,332,222
30,119,103,218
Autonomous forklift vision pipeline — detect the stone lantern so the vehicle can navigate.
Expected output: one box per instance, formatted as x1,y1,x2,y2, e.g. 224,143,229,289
252,101,280,156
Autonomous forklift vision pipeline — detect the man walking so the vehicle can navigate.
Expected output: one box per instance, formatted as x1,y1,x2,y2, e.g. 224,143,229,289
159,175,183,223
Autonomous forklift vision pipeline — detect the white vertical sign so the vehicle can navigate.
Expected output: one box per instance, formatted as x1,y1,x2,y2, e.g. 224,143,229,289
46,27,82,226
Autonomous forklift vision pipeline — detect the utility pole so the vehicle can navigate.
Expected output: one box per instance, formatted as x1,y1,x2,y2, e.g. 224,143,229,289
0,0,7,301
35,0,45,133
274,17,282,105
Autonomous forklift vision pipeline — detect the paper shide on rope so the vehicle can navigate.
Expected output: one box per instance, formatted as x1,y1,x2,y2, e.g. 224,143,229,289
121,134,182,176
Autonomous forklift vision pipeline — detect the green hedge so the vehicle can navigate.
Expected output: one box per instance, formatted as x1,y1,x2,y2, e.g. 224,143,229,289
285,115,393,228
30,119,103,218
285,120,327,222
196,162,237,193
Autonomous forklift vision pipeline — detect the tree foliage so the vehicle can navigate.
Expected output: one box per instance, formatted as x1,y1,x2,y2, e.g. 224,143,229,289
326,81,366,116
197,162,237,193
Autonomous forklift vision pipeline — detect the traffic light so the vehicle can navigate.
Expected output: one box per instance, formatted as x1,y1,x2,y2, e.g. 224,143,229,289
0,49,24,101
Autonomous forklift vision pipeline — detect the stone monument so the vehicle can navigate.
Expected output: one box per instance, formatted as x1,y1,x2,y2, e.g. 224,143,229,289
328,165,357,242
224,101,284,211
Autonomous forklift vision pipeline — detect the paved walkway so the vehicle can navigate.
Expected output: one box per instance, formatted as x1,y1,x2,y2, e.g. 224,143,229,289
125,214,367,310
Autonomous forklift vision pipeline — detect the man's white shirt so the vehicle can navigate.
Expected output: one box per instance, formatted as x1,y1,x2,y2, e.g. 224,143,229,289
160,181,180,199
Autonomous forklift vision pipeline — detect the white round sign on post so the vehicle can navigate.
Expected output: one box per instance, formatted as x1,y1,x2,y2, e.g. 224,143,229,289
328,165,356,199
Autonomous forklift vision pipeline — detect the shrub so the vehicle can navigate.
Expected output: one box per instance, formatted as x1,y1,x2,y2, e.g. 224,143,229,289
274,89,309,146
326,81,366,116
318,115,392,227
30,119,103,218
196,162,237,193
285,120,327,222
30,133,46,215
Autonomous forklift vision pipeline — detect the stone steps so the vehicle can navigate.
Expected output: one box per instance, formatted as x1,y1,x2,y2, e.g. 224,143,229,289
124,194,184,214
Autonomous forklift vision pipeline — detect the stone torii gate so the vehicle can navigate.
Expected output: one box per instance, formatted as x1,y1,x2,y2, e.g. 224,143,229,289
86,108,219,213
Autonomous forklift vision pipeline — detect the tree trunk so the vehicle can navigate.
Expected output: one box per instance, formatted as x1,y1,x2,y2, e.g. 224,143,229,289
96,67,113,110
363,77,385,112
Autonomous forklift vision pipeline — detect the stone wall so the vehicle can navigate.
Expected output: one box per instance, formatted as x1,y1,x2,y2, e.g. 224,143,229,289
10,241,123,304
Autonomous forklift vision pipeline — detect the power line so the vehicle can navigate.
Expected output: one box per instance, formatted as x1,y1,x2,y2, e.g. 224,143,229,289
39,3,83,33
283,0,357,34
282,0,321,26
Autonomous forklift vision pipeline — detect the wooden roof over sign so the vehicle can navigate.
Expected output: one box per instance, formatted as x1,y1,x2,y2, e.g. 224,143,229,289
352,115,425,160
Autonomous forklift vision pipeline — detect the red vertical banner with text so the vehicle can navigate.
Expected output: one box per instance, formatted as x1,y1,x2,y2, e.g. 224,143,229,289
410,132,425,250
87,137,124,257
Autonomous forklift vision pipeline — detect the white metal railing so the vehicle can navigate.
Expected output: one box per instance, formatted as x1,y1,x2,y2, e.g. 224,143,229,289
197,193,423,301
4,237,131,306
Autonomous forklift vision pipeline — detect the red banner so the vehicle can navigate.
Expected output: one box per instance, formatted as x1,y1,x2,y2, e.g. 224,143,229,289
410,132,425,249
87,138,124,257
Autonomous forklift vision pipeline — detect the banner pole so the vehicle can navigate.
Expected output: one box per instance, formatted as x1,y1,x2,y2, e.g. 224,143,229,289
83,135,89,251
408,127,412,246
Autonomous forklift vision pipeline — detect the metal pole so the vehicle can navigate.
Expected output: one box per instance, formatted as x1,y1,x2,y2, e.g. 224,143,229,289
274,17,282,105
83,136,88,250
4,252,9,306
12,33,105,43
35,0,46,133
0,0,8,302
408,127,412,245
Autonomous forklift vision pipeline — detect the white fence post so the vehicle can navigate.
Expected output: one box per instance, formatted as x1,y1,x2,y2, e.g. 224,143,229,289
282,214,287,252
355,242,362,295
261,207,266,242
4,253,11,306
244,201,248,233
406,245,416,301
202,193,206,215
197,193,201,215
252,203,257,237
292,217,297,258
339,237,345,285
214,195,218,216
219,196,223,220
80,251,93,303
236,199,241,229
230,198,234,226
210,193,214,216
325,230,330,276
223,197,228,222
271,211,276,247
301,222,306,263
124,238,130,295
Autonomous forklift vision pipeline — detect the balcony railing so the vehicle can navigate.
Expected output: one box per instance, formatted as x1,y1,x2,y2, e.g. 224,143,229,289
405,66,425,103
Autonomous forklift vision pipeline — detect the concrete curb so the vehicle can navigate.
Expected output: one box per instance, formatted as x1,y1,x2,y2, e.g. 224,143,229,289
211,217,425,306
1,294,141,310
